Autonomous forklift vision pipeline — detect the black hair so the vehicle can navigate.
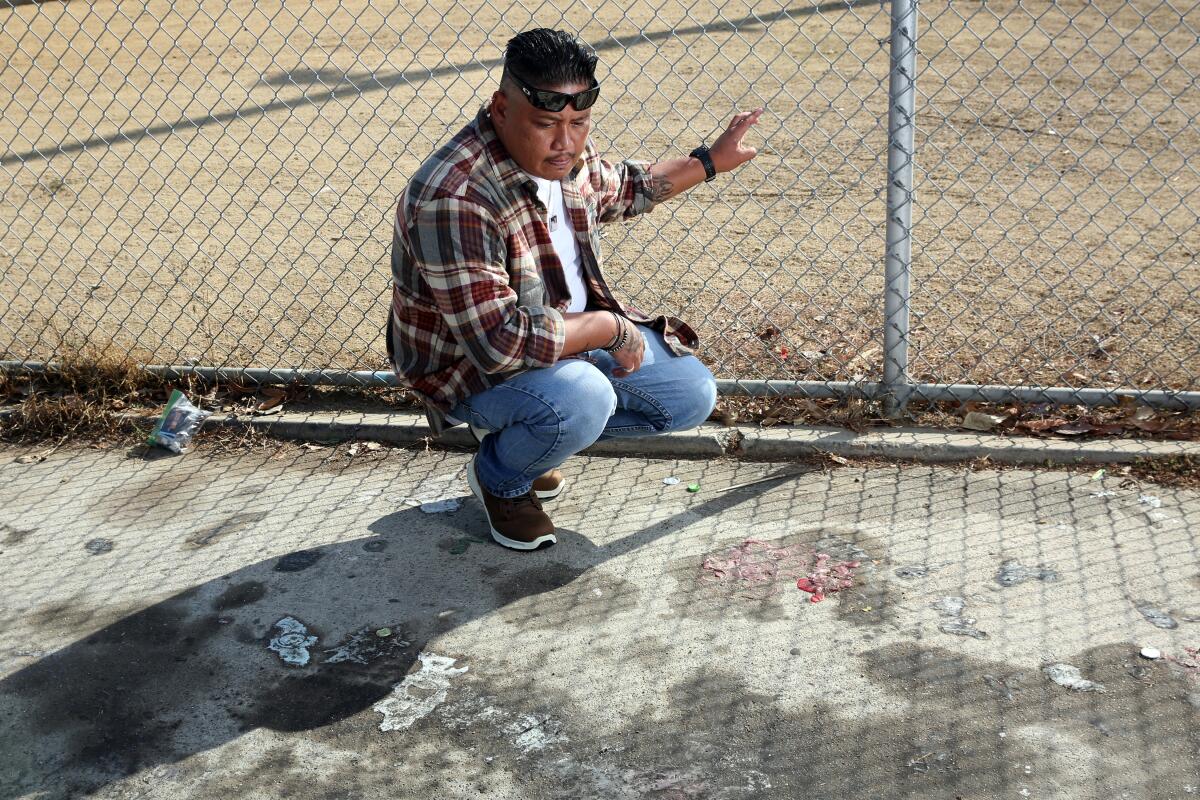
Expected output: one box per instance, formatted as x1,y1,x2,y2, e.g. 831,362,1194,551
502,28,597,89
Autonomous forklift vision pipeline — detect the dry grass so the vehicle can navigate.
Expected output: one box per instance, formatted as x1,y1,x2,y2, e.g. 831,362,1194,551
0,344,171,444
1128,454,1200,490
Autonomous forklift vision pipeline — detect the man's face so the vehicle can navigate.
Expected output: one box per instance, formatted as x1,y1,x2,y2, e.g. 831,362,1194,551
490,79,593,180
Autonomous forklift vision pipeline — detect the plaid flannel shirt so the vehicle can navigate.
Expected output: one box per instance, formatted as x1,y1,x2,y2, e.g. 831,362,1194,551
388,106,698,430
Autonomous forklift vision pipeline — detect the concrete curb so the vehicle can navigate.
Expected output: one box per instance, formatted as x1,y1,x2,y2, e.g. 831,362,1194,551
200,410,1200,466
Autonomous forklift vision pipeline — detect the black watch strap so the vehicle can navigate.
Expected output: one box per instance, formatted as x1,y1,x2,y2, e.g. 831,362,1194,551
690,145,717,182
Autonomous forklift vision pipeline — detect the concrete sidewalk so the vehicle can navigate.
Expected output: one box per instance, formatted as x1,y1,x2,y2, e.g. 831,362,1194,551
1,442,1198,799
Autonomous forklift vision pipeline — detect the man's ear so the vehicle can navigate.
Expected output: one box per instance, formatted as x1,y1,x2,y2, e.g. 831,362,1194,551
490,90,508,128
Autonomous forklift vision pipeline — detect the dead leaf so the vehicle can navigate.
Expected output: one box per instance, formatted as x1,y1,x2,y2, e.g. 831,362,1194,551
1132,419,1168,433
827,453,851,466
1132,406,1155,421
1089,335,1118,359
961,411,1007,431
348,443,361,457
755,325,781,341
364,442,382,451
15,454,43,464
760,416,780,428
301,442,325,451
254,394,285,413
1054,421,1094,435
847,345,882,368
1019,418,1069,433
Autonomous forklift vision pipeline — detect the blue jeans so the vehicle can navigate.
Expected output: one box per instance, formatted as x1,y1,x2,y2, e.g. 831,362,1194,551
448,326,718,498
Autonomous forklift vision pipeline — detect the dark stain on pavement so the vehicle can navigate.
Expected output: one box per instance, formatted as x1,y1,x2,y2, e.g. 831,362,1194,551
212,581,266,611
0,522,35,545
5,589,225,782
496,563,640,629
274,549,324,572
236,670,401,733
185,512,269,548
817,531,899,628
493,562,587,606
0,468,802,799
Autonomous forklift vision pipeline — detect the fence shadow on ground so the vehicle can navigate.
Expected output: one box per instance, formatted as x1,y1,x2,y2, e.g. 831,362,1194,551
0,442,1197,798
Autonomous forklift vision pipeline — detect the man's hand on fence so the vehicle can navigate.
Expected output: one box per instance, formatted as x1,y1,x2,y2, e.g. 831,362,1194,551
710,107,764,173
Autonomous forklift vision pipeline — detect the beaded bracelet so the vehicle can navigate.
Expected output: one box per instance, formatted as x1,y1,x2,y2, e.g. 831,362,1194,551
602,312,630,353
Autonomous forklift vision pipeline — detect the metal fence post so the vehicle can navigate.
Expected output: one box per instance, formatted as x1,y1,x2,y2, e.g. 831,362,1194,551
882,0,919,417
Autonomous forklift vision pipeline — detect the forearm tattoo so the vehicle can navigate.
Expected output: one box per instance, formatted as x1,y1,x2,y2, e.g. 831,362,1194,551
650,175,675,203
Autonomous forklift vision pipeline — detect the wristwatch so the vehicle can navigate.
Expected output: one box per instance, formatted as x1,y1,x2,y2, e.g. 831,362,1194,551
690,145,717,182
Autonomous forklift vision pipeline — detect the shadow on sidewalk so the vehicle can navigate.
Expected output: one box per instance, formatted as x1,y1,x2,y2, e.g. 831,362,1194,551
0,444,799,798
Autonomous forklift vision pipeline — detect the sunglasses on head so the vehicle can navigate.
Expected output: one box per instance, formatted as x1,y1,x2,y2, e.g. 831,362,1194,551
508,71,600,112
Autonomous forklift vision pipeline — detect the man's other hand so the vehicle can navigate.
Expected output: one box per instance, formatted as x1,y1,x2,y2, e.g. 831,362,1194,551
610,323,646,378
710,107,764,174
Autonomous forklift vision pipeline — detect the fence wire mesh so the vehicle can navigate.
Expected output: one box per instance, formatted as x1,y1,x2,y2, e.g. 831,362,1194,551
911,0,1200,402
0,0,1196,409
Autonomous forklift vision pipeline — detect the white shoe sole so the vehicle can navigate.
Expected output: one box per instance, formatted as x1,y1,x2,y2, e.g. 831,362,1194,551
534,479,566,501
466,457,557,551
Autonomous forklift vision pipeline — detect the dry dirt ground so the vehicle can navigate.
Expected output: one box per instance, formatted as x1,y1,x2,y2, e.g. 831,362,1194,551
0,0,1196,391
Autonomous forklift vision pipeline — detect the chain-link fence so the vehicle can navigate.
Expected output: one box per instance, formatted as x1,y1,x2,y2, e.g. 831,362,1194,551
1,0,1197,411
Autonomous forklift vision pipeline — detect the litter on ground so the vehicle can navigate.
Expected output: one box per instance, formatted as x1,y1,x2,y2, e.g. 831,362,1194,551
400,472,468,513
419,498,462,514
323,626,408,665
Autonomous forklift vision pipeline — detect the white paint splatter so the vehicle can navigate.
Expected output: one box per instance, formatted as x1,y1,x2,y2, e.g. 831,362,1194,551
503,713,568,754
347,489,385,506
1138,494,1162,508
374,652,468,732
1044,663,1105,692
268,617,318,667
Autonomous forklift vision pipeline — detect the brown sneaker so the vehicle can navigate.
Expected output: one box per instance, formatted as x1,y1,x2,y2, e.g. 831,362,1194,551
471,424,565,501
532,469,566,500
466,456,556,550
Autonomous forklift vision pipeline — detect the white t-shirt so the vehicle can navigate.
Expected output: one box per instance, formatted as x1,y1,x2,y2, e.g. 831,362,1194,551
530,175,588,313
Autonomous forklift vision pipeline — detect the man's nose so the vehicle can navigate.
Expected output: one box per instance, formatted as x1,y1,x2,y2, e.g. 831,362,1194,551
552,124,570,150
